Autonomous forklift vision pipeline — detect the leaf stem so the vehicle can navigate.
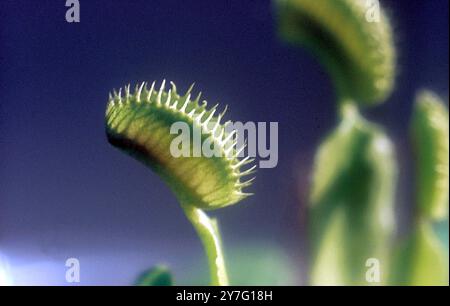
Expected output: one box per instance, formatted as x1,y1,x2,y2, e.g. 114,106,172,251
337,96,359,120
181,203,229,286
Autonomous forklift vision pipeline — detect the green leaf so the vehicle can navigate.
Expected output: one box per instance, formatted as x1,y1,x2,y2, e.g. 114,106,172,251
134,265,173,286
310,106,397,285
390,221,449,286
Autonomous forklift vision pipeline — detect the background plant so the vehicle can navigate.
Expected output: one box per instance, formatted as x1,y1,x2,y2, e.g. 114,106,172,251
276,0,449,285
390,91,449,285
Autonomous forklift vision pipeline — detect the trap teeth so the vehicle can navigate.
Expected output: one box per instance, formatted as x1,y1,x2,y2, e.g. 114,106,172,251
106,80,255,209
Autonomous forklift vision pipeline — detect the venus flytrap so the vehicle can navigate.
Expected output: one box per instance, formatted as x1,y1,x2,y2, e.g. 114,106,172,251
390,91,449,286
310,104,396,285
276,0,398,285
105,80,255,285
276,0,396,106
410,91,449,221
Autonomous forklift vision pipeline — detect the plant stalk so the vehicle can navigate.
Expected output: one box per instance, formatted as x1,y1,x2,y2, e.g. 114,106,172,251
337,96,359,120
181,203,229,286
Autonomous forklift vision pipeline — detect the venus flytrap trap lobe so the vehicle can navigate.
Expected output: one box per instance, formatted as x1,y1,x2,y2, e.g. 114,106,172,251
105,80,255,208
105,80,256,285
390,91,449,286
410,91,449,221
276,0,398,285
275,0,447,286
277,0,396,106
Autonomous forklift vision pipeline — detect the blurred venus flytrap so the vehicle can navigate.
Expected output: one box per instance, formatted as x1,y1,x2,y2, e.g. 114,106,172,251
309,104,397,285
276,0,449,286
276,0,398,285
105,80,256,285
411,91,449,221
390,91,449,286
276,0,396,105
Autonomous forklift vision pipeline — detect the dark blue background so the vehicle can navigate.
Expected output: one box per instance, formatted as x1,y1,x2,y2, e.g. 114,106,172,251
0,0,448,285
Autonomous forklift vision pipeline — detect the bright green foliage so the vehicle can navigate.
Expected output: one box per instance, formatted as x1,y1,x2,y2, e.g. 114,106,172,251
105,81,254,210
275,0,400,286
135,266,173,286
310,105,397,285
275,0,448,287
389,91,449,286
410,91,449,220
276,0,396,105
105,81,255,286
390,221,449,286
181,206,229,285
183,244,299,285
